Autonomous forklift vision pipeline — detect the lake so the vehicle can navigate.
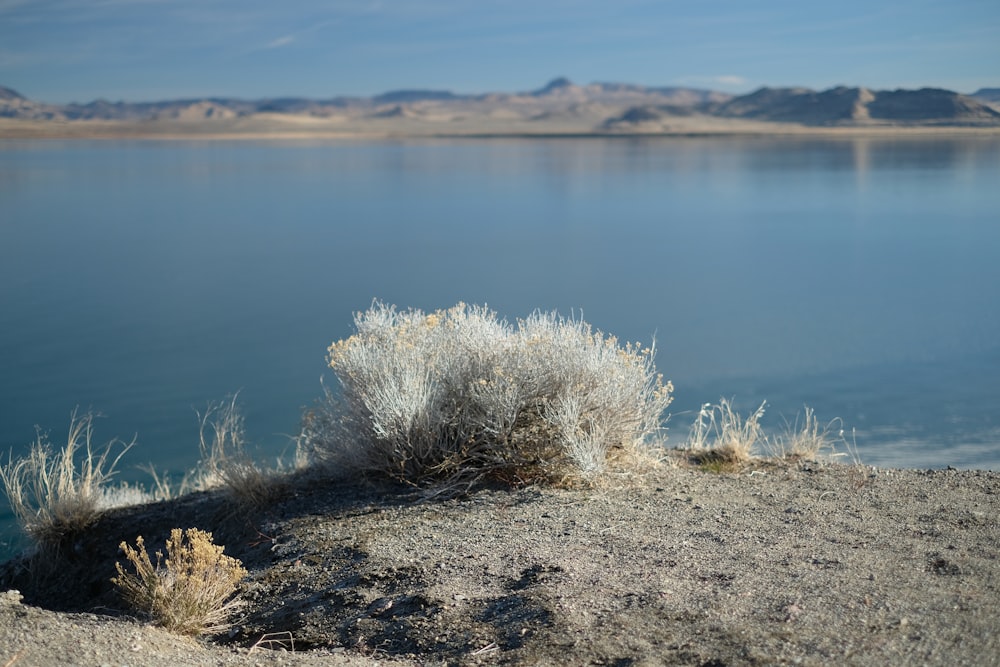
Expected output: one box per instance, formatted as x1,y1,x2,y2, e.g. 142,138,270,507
2,136,999,552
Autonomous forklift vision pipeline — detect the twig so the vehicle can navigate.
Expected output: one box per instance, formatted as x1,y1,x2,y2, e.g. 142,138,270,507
249,631,295,654
472,641,499,655
248,527,277,548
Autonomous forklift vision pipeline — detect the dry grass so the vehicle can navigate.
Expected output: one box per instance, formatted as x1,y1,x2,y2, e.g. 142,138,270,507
772,407,842,460
195,397,287,509
112,528,247,636
0,410,137,551
142,397,291,508
681,400,861,472
0,397,291,559
685,398,768,471
303,302,673,491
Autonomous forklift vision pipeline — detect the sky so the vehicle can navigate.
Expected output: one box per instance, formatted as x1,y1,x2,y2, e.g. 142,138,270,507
1,0,997,104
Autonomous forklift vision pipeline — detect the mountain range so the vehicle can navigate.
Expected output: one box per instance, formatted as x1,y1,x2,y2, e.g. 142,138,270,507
2,79,999,133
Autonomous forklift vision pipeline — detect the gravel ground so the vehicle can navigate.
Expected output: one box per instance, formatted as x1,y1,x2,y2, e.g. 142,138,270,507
2,460,998,666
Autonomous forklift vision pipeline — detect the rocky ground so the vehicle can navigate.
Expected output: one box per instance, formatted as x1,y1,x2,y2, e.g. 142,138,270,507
2,460,998,666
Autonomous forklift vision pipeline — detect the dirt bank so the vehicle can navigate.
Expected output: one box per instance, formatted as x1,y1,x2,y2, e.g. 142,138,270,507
2,461,998,666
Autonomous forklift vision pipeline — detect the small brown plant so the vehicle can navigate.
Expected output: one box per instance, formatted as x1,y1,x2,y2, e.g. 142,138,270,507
112,528,247,636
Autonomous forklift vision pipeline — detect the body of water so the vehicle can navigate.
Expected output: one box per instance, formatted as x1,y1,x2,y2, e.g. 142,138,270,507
2,136,999,552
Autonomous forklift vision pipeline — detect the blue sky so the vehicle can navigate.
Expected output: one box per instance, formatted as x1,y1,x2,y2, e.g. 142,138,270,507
1,0,997,103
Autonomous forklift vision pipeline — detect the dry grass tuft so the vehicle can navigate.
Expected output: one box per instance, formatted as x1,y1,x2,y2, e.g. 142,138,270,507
194,396,287,508
685,398,767,470
0,410,136,551
143,397,290,507
681,400,862,472
139,396,299,507
302,302,673,491
112,528,247,636
772,406,842,460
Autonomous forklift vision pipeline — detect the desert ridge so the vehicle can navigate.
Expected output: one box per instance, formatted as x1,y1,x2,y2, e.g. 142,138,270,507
3,78,1000,139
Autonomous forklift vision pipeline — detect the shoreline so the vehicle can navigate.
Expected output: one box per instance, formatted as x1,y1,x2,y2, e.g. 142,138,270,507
2,461,998,666
3,117,1000,141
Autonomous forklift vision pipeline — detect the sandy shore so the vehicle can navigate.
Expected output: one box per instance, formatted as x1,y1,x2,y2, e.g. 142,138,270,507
4,115,1000,141
1,460,998,666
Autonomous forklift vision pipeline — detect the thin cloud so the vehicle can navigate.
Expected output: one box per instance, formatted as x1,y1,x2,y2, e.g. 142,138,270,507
265,35,295,49
242,18,342,55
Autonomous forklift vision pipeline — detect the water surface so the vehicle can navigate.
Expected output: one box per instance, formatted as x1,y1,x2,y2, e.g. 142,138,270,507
2,136,999,552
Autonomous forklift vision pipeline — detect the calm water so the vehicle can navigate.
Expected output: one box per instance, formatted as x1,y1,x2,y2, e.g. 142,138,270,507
2,136,999,552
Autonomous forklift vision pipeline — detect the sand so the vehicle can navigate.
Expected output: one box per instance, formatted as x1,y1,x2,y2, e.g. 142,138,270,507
2,460,998,666
3,115,1000,141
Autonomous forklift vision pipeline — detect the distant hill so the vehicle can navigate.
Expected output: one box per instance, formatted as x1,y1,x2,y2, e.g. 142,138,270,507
0,86,26,101
152,101,238,121
531,77,575,96
3,80,999,130
972,88,1000,103
866,88,999,123
710,86,868,124
706,86,1000,126
0,78,728,122
971,88,1000,112
372,90,460,105
0,85,64,120
517,78,728,106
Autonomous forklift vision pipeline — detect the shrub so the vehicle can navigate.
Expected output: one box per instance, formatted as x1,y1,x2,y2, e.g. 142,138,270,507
112,528,247,636
302,302,673,488
0,410,136,551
